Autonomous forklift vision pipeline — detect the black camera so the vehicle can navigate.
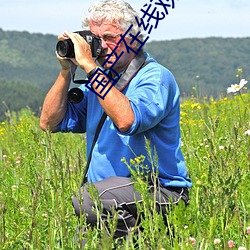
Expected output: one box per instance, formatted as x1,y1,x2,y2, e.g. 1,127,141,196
56,30,102,58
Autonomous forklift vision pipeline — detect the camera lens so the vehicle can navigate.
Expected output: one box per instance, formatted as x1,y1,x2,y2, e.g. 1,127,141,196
68,88,84,103
56,39,74,58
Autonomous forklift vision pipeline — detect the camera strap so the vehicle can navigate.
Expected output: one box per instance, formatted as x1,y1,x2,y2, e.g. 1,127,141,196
71,50,148,89
81,111,107,186
113,50,147,91
81,51,150,186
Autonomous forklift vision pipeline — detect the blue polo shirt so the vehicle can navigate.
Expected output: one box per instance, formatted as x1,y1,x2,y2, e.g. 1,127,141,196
57,54,192,188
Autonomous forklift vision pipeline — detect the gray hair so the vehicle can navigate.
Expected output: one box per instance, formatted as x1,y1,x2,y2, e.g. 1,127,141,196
82,0,144,41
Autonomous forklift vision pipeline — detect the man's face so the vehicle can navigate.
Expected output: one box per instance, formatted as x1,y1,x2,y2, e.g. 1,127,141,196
89,20,137,74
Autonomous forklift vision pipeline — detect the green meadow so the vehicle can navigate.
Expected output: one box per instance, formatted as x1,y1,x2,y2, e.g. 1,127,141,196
0,91,249,249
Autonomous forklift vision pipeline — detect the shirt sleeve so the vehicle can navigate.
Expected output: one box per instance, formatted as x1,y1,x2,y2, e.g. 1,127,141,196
119,63,180,135
56,86,88,133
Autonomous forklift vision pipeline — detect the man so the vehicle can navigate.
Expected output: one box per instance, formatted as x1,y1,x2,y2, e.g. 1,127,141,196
40,0,192,242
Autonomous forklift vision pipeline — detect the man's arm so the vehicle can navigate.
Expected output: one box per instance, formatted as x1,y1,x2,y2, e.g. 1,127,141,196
40,32,86,132
64,31,135,132
40,68,71,132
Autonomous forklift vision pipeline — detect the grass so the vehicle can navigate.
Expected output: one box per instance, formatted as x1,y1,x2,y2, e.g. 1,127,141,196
0,92,249,249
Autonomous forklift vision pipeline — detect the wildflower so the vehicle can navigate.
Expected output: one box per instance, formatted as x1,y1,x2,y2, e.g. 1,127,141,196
237,67,243,73
189,237,196,246
20,207,25,214
227,79,248,93
214,238,221,244
196,180,202,185
135,157,141,164
219,145,224,150
228,240,235,248
130,159,135,165
12,185,18,192
246,226,250,235
238,247,246,250
191,103,201,109
244,130,250,136
42,213,48,221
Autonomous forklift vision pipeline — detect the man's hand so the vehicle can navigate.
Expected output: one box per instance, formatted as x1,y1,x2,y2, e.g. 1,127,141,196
62,31,97,73
56,33,78,71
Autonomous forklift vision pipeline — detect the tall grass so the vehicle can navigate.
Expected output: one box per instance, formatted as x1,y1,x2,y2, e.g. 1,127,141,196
0,93,249,249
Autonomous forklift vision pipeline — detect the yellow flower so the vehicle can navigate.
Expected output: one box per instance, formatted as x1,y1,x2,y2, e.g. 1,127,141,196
191,103,201,109
135,157,141,164
130,159,135,165
237,67,243,73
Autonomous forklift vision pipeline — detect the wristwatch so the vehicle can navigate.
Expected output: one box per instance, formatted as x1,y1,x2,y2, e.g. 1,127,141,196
87,67,99,79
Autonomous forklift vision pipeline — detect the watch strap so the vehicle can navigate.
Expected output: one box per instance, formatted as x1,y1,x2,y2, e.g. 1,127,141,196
87,67,99,79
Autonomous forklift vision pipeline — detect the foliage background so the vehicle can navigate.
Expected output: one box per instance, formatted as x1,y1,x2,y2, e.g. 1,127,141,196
0,28,249,249
0,93,249,249
0,29,250,120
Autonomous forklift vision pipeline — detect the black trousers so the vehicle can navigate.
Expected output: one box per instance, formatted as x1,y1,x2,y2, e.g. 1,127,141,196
72,176,189,238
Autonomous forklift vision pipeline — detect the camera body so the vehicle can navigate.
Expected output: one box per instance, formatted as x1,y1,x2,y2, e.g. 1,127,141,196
56,30,102,58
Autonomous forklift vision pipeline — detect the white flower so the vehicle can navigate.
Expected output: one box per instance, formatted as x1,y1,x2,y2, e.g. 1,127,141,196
189,237,196,245
20,207,25,214
227,79,248,93
214,238,221,244
238,247,246,250
244,130,250,136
